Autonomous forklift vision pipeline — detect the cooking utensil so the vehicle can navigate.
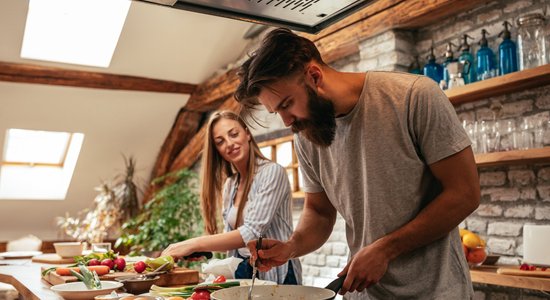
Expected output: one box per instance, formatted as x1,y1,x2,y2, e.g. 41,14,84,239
248,235,263,300
211,275,345,300
182,251,213,260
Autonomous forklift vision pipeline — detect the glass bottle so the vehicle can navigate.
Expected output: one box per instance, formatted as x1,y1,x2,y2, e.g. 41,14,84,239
498,21,519,75
458,34,476,84
442,42,457,88
517,13,547,70
423,46,443,84
476,29,497,81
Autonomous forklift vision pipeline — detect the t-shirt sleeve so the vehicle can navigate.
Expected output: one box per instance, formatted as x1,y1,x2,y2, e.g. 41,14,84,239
238,163,291,244
409,76,471,165
294,135,324,193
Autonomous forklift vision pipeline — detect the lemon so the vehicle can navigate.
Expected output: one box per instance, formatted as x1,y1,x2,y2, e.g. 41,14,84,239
459,228,472,239
462,233,481,248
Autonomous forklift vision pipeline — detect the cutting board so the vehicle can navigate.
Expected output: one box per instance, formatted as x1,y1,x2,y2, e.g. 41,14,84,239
497,267,550,278
42,266,199,286
32,254,75,264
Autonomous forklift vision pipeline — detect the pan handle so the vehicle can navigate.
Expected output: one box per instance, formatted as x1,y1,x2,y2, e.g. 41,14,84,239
325,275,346,298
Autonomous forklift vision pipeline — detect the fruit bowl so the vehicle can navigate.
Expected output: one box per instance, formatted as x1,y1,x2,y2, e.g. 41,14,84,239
465,246,488,267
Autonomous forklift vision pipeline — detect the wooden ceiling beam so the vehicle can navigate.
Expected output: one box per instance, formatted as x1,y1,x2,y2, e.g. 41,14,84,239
0,61,197,94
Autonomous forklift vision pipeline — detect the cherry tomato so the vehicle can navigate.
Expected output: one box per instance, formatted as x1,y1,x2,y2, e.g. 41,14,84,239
190,290,210,300
134,261,146,273
213,275,226,283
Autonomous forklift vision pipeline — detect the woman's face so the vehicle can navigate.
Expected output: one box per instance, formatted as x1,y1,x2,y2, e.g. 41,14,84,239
211,118,251,166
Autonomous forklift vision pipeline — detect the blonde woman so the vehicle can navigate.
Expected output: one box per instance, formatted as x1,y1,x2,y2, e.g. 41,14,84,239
162,111,301,284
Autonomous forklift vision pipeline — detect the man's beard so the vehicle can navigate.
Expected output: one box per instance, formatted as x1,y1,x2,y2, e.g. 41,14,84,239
291,85,336,147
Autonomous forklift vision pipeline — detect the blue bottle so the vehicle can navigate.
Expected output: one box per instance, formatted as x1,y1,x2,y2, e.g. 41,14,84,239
442,42,457,87
476,29,497,81
458,34,476,84
498,21,518,75
423,47,443,84
409,56,422,74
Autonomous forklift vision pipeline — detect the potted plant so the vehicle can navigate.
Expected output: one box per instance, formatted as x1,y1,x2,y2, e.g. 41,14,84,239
115,168,203,256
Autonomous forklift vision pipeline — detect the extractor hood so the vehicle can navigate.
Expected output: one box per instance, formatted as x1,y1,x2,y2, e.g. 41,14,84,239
137,0,375,34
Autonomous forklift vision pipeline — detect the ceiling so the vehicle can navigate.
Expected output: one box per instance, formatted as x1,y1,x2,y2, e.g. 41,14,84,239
0,0,256,241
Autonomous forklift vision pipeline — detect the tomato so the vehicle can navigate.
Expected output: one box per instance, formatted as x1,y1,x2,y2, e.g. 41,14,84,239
134,261,146,273
113,257,126,271
213,275,226,283
190,290,210,300
87,259,100,266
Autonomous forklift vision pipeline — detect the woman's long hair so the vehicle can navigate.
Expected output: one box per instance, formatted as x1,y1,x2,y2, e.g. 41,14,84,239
200,111,267,234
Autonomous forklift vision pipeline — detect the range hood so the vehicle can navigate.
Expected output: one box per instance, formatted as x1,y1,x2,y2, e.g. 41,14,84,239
138,0,375,34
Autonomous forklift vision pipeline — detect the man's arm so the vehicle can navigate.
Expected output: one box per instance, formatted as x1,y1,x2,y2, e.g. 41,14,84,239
253,190,337,270
339,146,480,294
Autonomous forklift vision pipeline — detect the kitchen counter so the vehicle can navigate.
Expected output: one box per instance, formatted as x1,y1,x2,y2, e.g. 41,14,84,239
0,259,61,299
470,265,550,291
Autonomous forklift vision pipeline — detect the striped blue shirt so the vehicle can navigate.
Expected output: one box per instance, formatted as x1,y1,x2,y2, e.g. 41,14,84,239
222,159,302,284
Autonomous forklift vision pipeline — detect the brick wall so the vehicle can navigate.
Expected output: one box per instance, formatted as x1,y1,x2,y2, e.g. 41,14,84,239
290,0,550,299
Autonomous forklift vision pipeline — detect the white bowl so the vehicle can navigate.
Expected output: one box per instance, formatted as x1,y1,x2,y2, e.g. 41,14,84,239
53,242,84,258
51,281,123,300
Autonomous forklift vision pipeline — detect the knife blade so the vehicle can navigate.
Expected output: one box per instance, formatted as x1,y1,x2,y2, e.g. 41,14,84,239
248,235,263,300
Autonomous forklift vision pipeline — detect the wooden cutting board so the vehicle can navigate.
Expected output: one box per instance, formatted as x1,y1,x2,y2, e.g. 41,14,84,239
32,254,75,264
497,267,550,278
42,266,199,286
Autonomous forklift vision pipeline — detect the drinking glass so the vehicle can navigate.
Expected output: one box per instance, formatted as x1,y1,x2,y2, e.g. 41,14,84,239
519,119,534,150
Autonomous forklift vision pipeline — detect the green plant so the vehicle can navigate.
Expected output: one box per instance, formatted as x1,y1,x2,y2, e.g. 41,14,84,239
115,168,203,255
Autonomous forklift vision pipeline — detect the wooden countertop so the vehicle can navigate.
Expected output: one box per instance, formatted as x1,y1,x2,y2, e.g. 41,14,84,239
470,265,550,291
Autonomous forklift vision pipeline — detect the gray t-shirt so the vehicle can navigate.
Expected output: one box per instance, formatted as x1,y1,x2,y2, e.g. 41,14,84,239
295,71,473,299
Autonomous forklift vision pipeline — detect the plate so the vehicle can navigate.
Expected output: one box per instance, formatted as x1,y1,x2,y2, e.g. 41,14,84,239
51,281,124,300
0,251,42,259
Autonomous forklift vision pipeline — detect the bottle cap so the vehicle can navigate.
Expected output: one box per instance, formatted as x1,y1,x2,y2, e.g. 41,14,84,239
479,29,489,47
498,21,512,40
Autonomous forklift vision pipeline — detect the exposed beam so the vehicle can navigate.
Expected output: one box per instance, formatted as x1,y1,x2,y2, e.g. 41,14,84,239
142,108,204,202
314,0,480,63
185,68,240,112
0,61,197,94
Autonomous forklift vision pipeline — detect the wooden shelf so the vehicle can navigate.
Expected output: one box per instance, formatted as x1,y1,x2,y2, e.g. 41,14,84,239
475,147,550,167
445,64,550,105
471,266,550,291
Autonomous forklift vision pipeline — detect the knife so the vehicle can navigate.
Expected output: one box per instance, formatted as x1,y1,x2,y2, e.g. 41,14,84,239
248,235,263,300
182,251,213,260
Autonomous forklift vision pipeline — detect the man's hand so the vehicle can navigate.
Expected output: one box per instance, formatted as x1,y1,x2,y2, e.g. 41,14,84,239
337,240,390,295
247,238,294,272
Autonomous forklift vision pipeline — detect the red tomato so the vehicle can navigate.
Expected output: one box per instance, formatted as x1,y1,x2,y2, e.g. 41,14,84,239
134,261,146,273
213,275,226,283
113,257,126,271
101,259,115,270
190,290,210,300
87,259,100,266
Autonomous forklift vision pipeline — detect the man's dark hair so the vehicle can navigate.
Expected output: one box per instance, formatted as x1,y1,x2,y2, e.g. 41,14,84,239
234,28,325,111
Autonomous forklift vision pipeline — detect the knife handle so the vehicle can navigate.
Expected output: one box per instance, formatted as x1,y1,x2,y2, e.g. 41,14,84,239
183,251,213,260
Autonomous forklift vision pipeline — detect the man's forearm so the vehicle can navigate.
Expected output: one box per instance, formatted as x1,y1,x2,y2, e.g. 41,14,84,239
287,193,337,258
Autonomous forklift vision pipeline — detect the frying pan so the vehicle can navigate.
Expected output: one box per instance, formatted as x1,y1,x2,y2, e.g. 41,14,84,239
210,276,345,300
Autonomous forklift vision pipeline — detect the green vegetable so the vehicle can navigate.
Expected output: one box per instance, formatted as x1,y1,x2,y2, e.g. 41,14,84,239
69,264,102,290
145,255,175,271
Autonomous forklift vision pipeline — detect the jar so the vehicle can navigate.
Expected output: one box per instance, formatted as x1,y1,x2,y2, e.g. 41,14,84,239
517,13,548,70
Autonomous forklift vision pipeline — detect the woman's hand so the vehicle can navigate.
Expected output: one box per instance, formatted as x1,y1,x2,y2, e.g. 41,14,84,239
161,239,198,261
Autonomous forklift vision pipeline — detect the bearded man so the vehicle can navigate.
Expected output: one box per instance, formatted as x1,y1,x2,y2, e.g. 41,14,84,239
235,28,480,300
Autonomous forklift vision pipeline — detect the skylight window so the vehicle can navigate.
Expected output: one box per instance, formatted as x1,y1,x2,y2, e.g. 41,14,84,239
0,129,84,200
21,0,131,68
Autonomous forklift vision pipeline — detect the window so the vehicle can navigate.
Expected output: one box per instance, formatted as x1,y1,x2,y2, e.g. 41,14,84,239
21,0,131,68
0,129,84,200
258,135,304,198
